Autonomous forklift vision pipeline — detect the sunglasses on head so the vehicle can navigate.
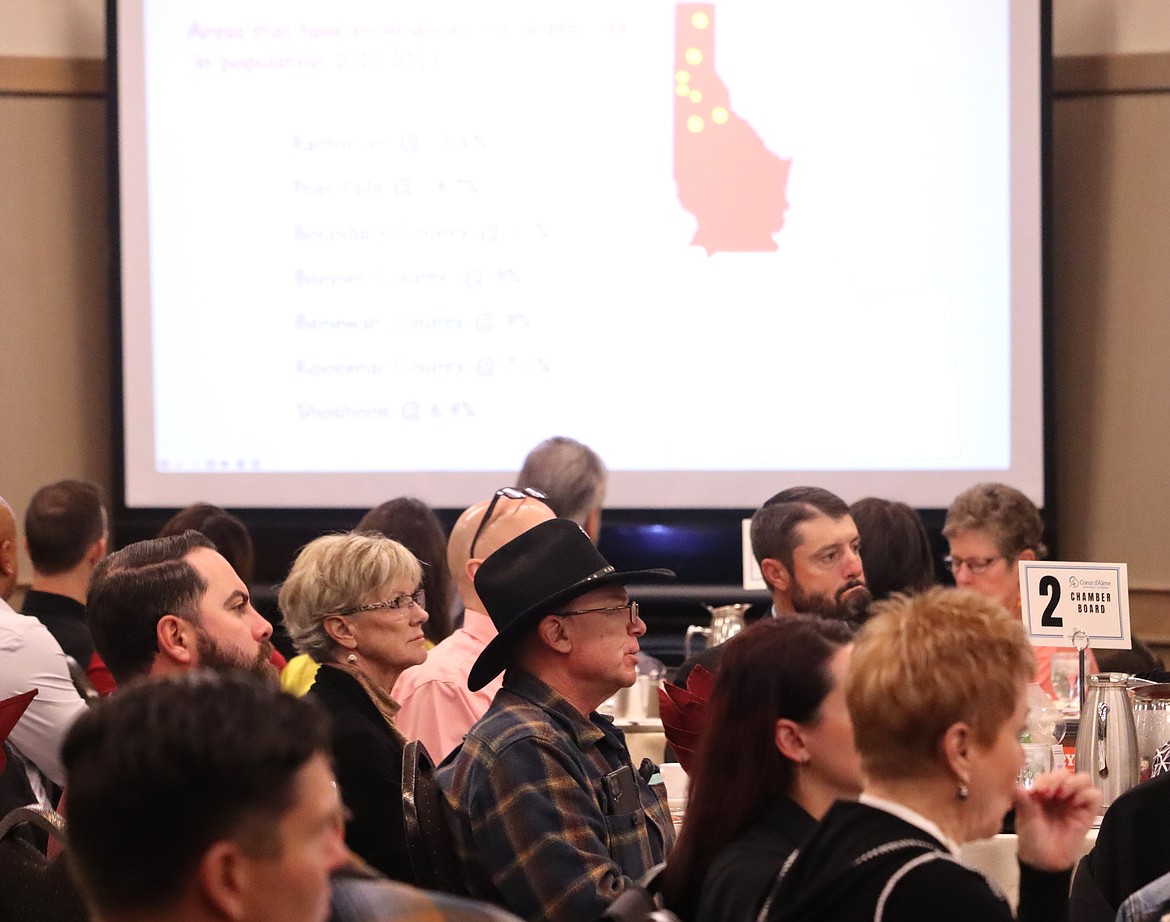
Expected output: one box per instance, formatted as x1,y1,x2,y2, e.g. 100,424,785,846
468,487,548,559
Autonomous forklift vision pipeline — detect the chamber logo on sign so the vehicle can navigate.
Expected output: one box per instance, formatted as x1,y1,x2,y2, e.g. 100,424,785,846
1069,576,1110,589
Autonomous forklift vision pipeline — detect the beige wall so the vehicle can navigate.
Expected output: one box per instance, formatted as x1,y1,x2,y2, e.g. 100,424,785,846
0,85,110,584
0,1,103,58
1057,0,1170,55
1050,59,1170,654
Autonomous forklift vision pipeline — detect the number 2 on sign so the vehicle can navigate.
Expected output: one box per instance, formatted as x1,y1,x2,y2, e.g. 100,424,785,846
1039,575,1063,627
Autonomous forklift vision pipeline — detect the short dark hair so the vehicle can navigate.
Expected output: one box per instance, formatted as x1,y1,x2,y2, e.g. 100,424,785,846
517,436,606,526
751,486,851,572
356,497,453,644
25,479,106,575
662,616,854,916
158,503,255,584
849,497,936,603
86,531,215,685
63,671,331,915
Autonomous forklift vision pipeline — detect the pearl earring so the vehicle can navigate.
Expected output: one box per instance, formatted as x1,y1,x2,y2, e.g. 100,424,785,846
346,653,358,664
956,782,969,802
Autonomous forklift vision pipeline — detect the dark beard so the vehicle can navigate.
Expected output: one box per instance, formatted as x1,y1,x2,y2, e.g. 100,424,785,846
791,579,872,622
195,630,280,684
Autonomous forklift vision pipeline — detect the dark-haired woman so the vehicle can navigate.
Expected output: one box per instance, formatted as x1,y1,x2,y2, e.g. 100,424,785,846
848,497,936,605
662,616,862,922
357,496,454,644
763,588,1099,922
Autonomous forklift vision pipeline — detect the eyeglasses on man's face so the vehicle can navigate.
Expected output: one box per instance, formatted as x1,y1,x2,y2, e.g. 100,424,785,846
943,555,1004,576
337,588,426,617
468,487,547,559
552,601,640,626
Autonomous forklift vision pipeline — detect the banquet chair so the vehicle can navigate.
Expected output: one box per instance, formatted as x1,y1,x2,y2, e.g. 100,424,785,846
0,805,65,844
63,656,100,705
0,744,40,847
402,739,468,895
598,863,680,922
0,804,88,922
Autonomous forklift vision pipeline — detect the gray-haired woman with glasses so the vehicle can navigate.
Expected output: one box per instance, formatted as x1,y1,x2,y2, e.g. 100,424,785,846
280,531,429,883
942,482,1098,699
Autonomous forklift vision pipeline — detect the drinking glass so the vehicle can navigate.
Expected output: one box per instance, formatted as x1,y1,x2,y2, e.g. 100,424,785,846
1025,682,1066,745
1050,651,1082,712
1019,743,1054,789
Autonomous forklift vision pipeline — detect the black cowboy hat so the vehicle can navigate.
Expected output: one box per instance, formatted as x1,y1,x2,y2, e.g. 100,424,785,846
467,519,674,691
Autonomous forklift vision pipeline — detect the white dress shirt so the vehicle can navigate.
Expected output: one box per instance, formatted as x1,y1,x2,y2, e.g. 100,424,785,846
0,596,88,787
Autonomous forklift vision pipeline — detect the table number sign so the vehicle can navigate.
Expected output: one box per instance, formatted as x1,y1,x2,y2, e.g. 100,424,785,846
1018,561,1131,650
742,519,765,590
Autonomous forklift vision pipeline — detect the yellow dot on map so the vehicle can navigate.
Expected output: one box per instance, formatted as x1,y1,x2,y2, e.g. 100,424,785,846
676,70,690,84
689,89,703,103
712,106,729,124
687,115,704,133
692,12,710,30
685,48,703,66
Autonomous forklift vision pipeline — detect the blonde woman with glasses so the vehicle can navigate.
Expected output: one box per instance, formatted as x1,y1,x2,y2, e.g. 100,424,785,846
280,532,429,883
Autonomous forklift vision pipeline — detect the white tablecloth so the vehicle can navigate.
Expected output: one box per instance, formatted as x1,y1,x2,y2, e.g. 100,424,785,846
959,828,1098,909
616,718,667,767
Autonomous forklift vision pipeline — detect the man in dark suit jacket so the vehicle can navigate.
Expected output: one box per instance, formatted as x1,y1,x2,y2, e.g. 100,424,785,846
674,486,869,686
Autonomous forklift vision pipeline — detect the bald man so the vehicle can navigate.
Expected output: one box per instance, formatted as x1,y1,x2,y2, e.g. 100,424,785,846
393,491,554,761
0,495,17,601
0,492,88,800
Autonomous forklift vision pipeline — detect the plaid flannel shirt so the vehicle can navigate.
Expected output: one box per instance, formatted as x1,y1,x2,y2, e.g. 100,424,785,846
437,669,674,922
331,869,524,922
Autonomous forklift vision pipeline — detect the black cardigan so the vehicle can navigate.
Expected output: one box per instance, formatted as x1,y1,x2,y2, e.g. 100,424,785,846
1070,771,1170,922
307,665,416,884
694,796,817,922
765,801,1070,922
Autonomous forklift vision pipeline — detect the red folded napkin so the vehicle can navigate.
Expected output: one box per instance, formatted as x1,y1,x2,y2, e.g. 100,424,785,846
657,665,714,773
0,689,39,774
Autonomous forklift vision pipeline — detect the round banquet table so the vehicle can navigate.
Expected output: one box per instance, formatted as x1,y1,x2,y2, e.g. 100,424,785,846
958,826,1099,910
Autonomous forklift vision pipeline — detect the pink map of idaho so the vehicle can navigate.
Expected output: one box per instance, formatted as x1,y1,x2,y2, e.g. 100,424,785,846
674,4,792,255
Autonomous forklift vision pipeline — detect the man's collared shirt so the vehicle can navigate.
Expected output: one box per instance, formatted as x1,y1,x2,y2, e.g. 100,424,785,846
437,669,674,922
0,597,88,787
393,608,503,763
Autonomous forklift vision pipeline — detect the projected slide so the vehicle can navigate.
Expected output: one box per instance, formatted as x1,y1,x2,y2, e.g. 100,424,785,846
116,0,1042,509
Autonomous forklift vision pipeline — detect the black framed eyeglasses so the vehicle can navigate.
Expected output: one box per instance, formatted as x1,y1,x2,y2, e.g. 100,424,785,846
336,588,426,617
468,487,547,559
553,601,640,626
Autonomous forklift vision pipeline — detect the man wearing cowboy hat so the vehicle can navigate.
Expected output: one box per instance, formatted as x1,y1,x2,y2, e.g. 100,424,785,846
437,519,676,922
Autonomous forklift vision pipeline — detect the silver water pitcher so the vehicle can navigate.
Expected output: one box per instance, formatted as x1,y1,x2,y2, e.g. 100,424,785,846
684,603,749,659
1075,673,1139,808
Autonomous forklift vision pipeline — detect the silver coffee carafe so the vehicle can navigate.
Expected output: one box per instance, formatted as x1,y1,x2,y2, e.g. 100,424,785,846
1074,673,1139,808
683,603,749,659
